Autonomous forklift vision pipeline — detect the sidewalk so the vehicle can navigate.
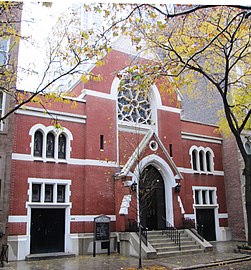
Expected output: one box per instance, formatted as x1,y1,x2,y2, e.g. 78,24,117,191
156,241,250,269
3,241,250,270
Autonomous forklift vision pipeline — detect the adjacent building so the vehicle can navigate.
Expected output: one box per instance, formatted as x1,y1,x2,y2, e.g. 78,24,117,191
0,2,22,249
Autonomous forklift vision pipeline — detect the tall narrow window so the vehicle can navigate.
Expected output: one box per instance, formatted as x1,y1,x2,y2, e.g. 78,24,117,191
32,184,41,202
169,144,173,157
46,132,55,158
34,131,43,157
58,134,66,159
195,190,199,204
0,39,8,65
0,92,5,131
0,92,3,117
206,151,212,172
45,184,53,202
57,185,65,202
209,190,214,204
192,150,198,171
100,134,104,150
202,190,207,204
199,151,204,171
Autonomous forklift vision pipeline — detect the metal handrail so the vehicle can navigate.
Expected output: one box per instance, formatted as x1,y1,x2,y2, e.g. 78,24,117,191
128,219,148,246
137,224,148,246
182,217,204,242
141,225,148,246
0,244,8,267
161,217,181,251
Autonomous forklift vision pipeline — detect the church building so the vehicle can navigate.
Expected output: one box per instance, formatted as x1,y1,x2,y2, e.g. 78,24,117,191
7,43,231,260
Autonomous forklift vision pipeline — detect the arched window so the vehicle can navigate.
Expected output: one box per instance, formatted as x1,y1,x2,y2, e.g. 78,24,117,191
192,149,198,171
30,124,73,161
199,150,205,171
206,151,212,172
58,133,66,159
46,132,55,158
190,146,215,174
34,131,43,157
117,72,152,125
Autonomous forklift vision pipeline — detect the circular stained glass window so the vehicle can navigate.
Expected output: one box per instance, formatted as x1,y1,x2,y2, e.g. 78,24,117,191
118,77,152,125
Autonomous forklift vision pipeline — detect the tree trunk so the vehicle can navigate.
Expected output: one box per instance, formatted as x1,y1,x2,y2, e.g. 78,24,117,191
244,155,251,246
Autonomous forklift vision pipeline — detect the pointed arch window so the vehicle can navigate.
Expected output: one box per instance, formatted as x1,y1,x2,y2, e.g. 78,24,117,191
34,131,43,157
46,132,55,158
199,151,205,171
58,133,66,159
31,125,72,161
192,149,198,171
206,151,212,172
190,146,215,174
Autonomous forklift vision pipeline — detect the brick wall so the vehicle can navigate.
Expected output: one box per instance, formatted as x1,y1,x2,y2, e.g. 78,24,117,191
223,135,246,241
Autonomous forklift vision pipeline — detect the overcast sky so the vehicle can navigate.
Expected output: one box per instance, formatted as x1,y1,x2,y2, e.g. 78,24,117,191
17,0,250,91
17,2,72,91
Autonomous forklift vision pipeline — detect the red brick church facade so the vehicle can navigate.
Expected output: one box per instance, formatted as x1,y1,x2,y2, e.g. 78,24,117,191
8,49,230,260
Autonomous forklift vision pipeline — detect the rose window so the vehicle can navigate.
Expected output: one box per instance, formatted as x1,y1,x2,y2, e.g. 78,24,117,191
118,79,152,125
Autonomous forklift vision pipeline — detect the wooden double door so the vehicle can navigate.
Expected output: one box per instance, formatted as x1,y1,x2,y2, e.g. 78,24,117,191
30,208,65,254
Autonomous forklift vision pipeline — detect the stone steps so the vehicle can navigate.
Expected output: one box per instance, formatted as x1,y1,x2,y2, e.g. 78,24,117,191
156,248,204,258
147,230,203,258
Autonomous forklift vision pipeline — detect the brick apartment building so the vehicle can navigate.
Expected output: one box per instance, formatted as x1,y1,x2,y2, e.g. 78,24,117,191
0,2,22,248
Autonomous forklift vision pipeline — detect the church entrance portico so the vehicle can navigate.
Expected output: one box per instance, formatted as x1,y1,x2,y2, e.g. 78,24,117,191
132,154,177,228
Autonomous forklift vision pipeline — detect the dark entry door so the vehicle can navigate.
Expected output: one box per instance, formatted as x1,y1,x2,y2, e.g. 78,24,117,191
140,165,166,230
196,209,216,241
30,208,65,254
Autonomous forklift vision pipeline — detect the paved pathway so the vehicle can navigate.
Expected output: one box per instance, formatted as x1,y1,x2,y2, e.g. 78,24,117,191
3,241,251,270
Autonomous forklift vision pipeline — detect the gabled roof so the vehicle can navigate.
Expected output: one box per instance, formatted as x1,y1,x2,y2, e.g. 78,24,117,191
119,129,183,180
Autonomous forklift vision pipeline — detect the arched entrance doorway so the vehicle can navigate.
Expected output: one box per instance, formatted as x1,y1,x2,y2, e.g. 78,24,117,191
140,165,166,230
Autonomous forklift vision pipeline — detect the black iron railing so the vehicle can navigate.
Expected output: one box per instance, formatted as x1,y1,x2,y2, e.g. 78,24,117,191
162,217,181,251
128,219,148,246
182,217,204,241
139,224,148,246
0,244,8,267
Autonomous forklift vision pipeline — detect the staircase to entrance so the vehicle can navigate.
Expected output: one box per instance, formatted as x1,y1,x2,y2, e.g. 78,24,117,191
147,230,206,257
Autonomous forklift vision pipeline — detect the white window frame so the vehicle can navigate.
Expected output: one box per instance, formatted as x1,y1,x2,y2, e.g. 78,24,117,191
27,178,71,207
0,92,6,131
29,124,73,162
0,38,10,66
192,186,218,207
26,177,72,256
189,146,215,174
